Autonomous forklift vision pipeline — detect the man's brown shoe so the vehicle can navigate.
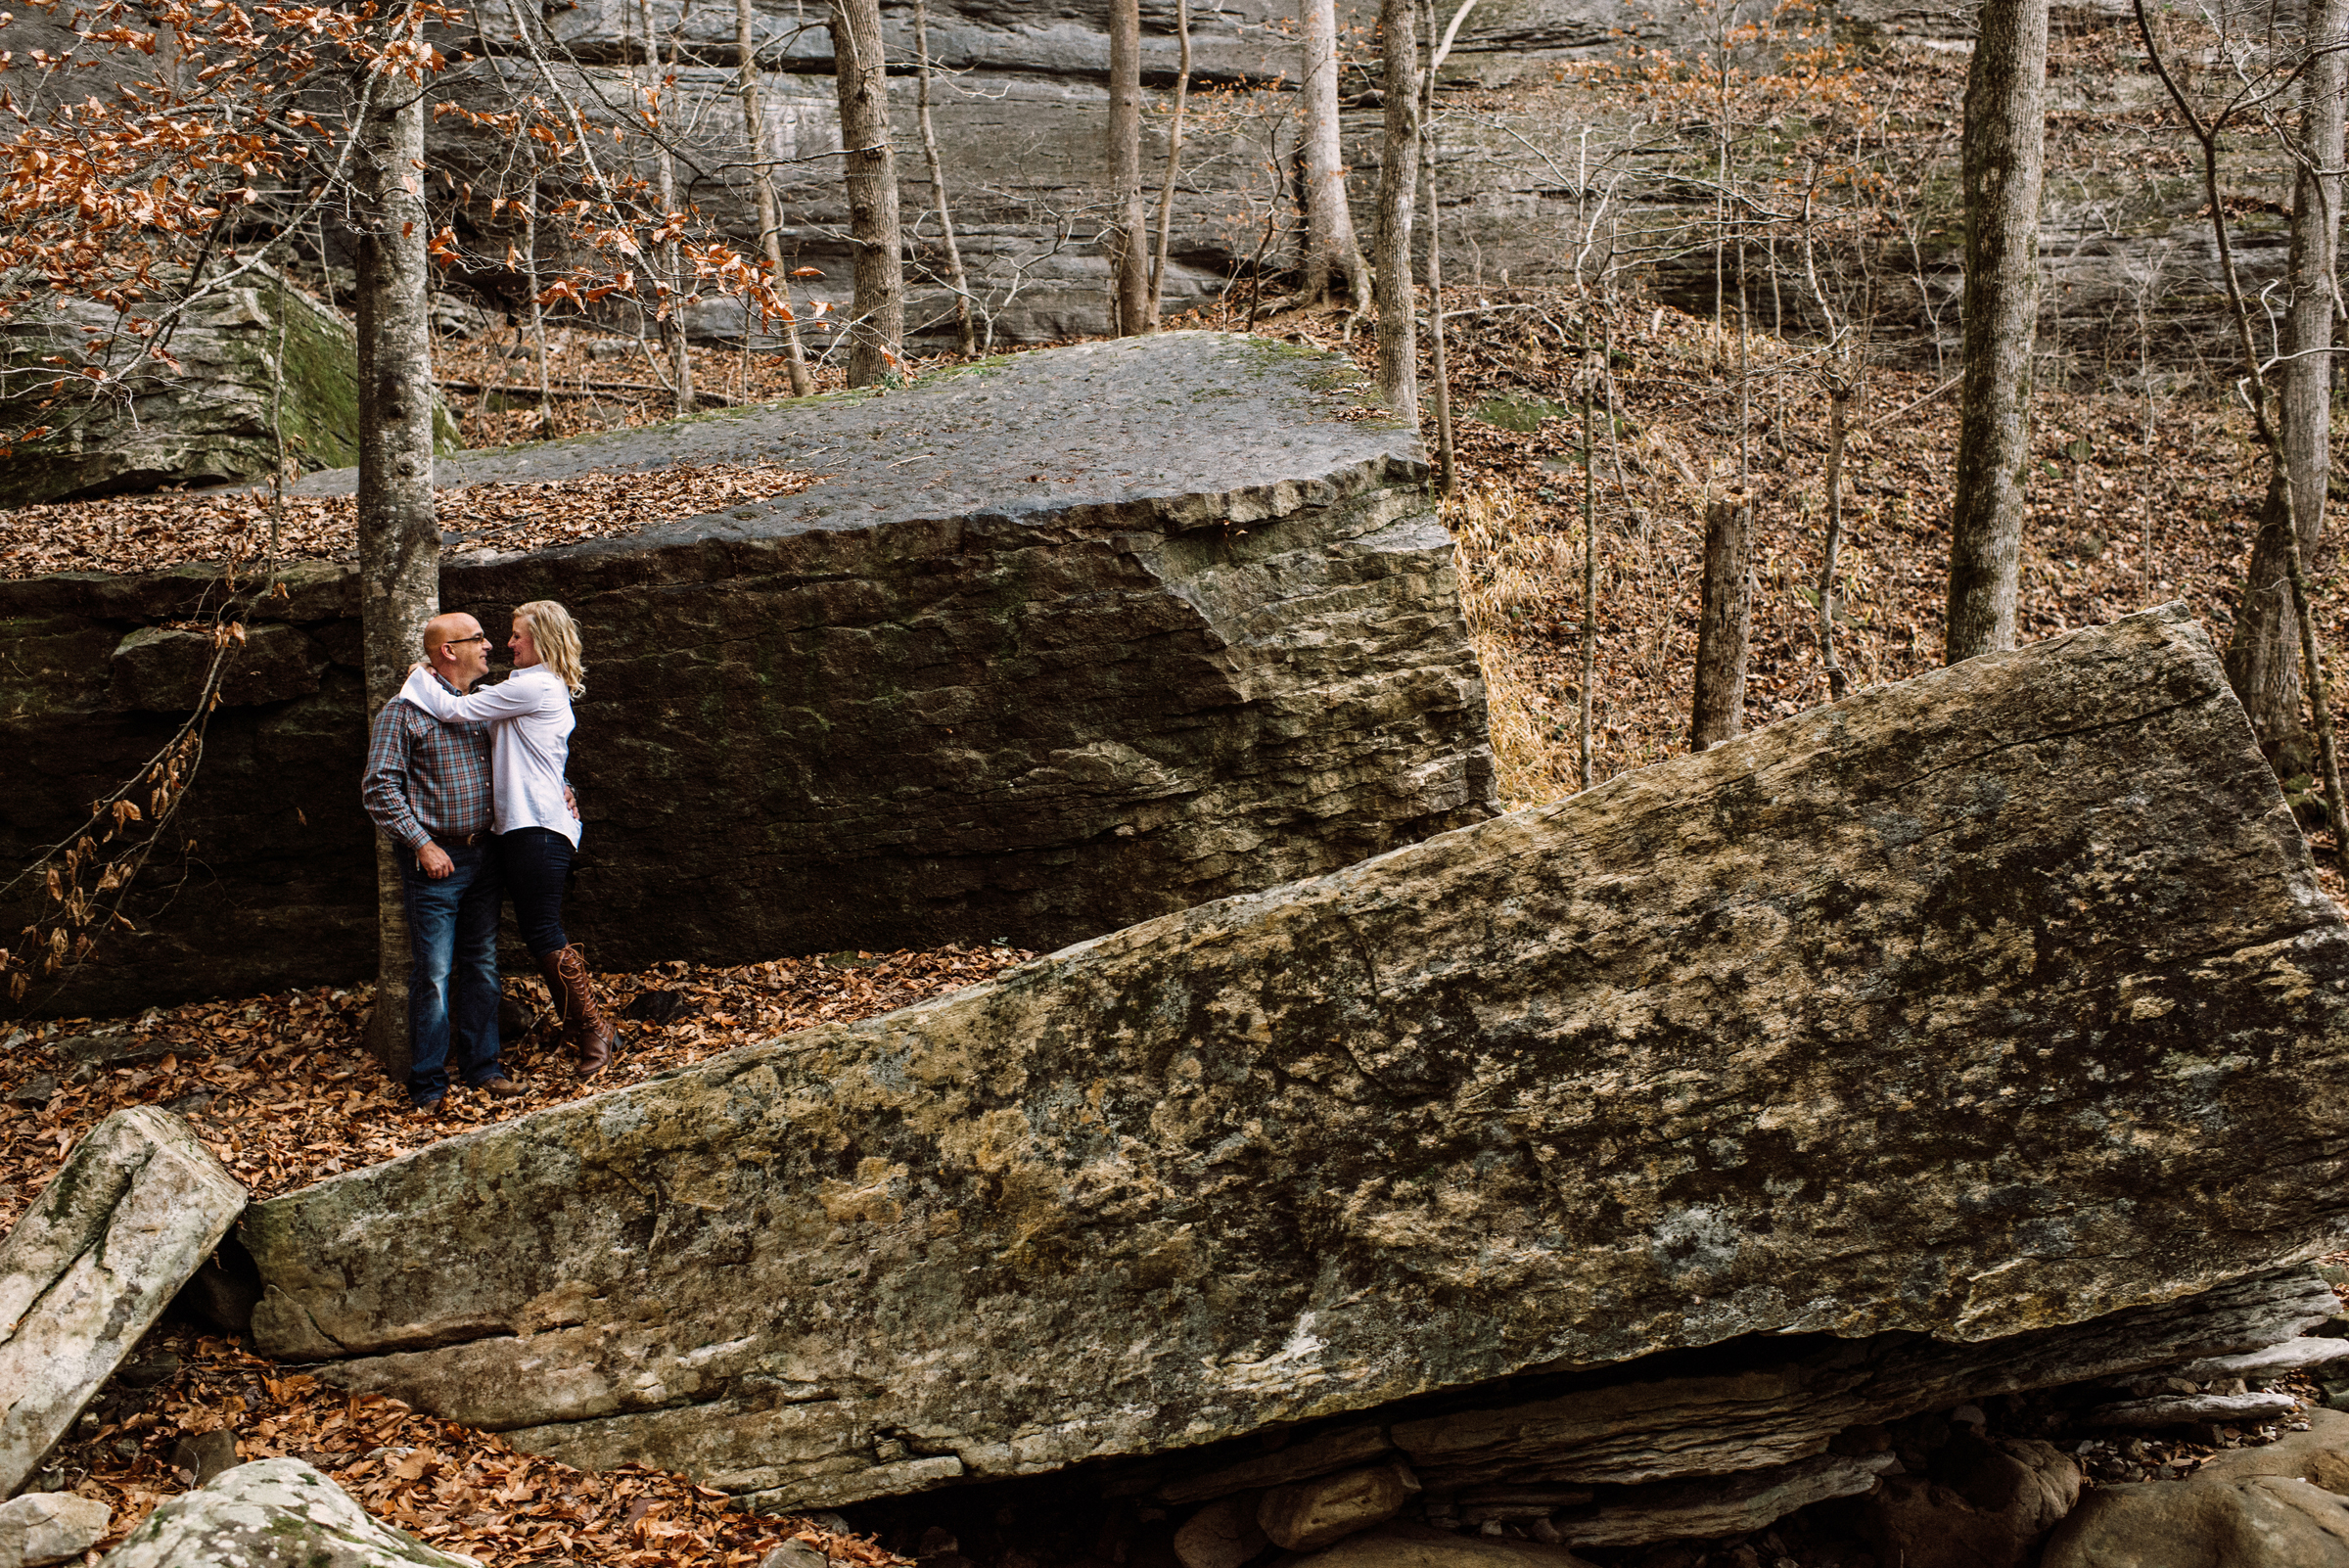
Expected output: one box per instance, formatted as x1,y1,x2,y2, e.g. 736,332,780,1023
477,1076,528,1101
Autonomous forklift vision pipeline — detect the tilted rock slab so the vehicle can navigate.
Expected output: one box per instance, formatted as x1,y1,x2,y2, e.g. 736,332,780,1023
245,605,2349,1511
1,333,1491,1016
1,1107,245,1496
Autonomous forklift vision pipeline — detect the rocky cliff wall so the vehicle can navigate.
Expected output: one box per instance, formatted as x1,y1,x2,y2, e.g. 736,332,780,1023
0,333,1494,1016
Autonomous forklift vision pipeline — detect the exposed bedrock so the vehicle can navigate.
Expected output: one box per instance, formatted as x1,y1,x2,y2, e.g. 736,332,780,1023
0,333,1494,1016
243,604,2349,1521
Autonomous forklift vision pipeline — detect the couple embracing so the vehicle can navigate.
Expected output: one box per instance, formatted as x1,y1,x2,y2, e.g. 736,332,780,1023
360,601,618,1112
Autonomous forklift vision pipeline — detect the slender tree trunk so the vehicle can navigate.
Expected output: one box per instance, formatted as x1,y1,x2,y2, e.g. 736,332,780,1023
2226,0,2349,758
1819,381,1852,701
1580,320,1598,791
354,82,440,1079
522,167,552,427
1302,0,1368,310
1944,0,2048,663
1106,0,1150,334
1148,0,1191,326
912,0,976,355
634,0,693,415
830,0,903,385
736,0,817,394
1691,496,1753,750
1372,0,1420,423
1420,100,1453,493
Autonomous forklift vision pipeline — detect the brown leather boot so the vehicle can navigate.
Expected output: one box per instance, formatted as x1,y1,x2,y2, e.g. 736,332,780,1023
539,945,616,1075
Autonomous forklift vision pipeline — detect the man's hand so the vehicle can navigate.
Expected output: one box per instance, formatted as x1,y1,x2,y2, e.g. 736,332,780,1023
564,783,579,819
416,843,455,879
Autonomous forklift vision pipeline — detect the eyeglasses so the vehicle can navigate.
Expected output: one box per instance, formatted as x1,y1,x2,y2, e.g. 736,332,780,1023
442,634,491,648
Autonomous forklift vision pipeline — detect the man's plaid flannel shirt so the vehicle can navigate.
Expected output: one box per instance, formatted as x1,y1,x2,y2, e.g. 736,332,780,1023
362,672,494,851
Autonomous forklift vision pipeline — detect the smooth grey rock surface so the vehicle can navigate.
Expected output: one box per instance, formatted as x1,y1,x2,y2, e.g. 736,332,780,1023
242,606,2349,1515
94,1458,477,1568
2,334,1492,1016
0,1107,245,1498
2168,1338,2349,1384
2087,1392,2303,1428
0,1493,111,1568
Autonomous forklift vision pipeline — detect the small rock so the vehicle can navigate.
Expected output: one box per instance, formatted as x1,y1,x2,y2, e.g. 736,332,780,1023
760,1542,830,1568
1285,1523,1598,1568
621,989,693,1024
1261,1463,1422,1550
2087,1391,2301,1428
116,1354,181,1389
1855,1432,2081,1568
3,1074,57,1109
169,1430,239,1486
2041,1476,2349,1565
0,1492,112,1568
1174,1493,1269,1568
95,1456,477,1568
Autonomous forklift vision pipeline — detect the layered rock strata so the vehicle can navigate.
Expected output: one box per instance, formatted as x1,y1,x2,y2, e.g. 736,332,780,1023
245,605,2349,1517
0,1107,246,1496
0,333,1493,1015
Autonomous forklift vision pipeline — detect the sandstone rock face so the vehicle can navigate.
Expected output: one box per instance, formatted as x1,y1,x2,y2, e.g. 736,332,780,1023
0,1494,112,1568
1855,1433,2080,1568
1260,1464,1421,1550
245,605,2349,1515
0,1108,245,1497
0,266,387,507
95,1458,477,1568
0,334,1492,1016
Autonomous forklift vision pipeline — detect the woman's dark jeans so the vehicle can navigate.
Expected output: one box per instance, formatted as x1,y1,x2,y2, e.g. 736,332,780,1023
500,826,575,957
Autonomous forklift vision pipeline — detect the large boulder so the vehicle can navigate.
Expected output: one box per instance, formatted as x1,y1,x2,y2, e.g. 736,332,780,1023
242,604,2349,1515
0,1107,245,1497
0,265,432,507
0,333,1493,1016
95,1457,476,1568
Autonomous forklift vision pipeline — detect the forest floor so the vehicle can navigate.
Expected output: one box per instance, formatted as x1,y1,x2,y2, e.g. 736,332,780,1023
6,290,2348,1565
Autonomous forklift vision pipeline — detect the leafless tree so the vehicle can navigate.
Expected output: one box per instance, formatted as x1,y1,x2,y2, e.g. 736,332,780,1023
1373,0,1422,421
1944,0,2048,663
1106,0,1151,333
830,0,904,383
735,0,817,393
1301,0,1368,310
912,0,977,354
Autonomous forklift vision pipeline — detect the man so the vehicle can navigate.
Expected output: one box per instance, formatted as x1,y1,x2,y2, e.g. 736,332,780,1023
362,612,527,1111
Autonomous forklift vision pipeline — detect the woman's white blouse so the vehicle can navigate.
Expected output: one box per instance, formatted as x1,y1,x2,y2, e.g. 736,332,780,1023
397,665,583,847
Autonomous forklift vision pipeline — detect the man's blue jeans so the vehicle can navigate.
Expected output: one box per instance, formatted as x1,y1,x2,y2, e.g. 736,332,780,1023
400,840,502,1104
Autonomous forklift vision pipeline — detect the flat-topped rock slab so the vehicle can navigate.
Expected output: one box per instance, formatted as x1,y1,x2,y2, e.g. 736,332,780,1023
1,334,1493,1015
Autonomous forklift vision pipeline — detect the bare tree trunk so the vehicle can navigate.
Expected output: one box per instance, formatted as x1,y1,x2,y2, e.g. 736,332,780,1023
1372,0,1420,423
1106,0,1150,334
1819,381,1853,701
634,0,693,415
909,0,976,355
2227,0,2349,759
1580,320,1597,791
354,83,440,1079
736,0,817,394
1148,0,1191,326
830,0,903,385
1420,110,1453,493
521,166,552,427
1691,496,1753,750
1944,0,2048,664
1301,0,1368,310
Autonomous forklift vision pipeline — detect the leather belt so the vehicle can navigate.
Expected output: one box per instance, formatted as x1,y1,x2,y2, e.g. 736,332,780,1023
429,832,485,848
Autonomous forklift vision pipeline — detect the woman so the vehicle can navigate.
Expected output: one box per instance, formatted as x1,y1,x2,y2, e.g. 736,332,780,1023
399,599,618,1074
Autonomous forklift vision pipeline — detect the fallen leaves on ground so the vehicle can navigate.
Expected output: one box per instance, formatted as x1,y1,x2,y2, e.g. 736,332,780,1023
0,461,823,581
55,1326,904,1566
0,943,1032,1223
0,943,1028,1565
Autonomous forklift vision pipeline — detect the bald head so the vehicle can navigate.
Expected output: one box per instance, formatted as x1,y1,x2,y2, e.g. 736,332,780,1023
423,613,490,688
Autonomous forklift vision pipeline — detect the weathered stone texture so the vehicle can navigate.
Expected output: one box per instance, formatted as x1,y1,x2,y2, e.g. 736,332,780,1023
243,606,2349,1515
0,1493,112,1568
0,266,380,507
0,1107,246,1497
0,334,1492,1015
94,1458,477,1568
2041,1407,2349,1567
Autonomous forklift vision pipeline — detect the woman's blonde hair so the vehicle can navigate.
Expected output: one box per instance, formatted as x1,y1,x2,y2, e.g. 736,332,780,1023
514,600,586,696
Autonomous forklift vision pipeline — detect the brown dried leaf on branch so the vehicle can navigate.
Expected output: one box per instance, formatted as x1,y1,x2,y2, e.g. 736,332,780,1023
0,461,823,581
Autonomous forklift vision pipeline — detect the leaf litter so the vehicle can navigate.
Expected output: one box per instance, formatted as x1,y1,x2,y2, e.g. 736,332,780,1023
0,943,1032,1564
